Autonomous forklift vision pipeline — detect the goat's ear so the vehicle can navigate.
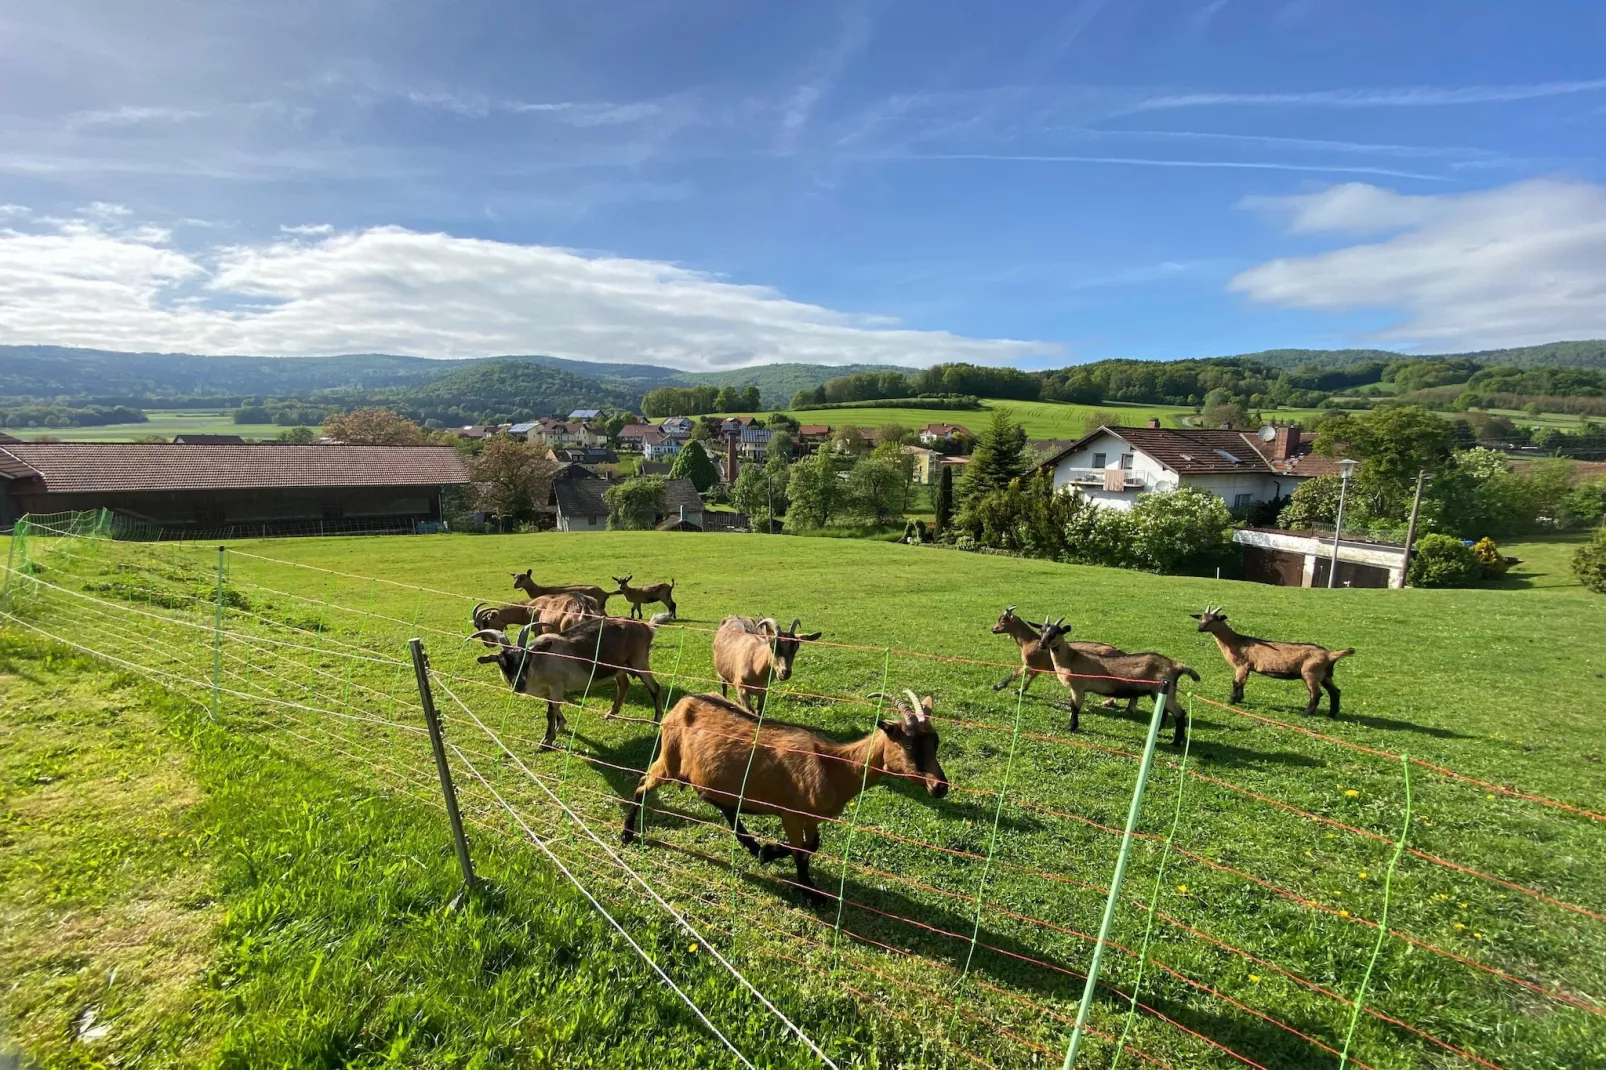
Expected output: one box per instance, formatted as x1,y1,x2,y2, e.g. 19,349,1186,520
477,654,501,664
1188,613,1201,620
919,695,934,716
878,719,906,740
799,631,822,642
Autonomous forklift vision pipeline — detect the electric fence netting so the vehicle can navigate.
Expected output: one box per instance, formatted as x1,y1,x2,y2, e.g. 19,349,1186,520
2,512,1603,1069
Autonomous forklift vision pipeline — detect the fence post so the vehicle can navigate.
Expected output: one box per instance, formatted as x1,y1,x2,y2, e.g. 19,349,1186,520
1061,680,1174,1070
211,546,226,721
1,525,18,616
408,637,478,898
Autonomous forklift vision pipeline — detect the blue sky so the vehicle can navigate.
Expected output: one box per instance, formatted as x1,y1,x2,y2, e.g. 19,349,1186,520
1,0,1604,370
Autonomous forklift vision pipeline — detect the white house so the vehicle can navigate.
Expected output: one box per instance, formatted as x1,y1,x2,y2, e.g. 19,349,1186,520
1038,423,1338,511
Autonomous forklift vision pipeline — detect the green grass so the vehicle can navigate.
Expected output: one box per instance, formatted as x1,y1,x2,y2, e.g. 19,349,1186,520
2,529,1604,1068
729,399,1197,439
5,410,290,442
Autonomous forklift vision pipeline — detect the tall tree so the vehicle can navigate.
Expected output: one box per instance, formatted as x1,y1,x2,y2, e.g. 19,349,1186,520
668,439,720,491
846,456,906,523
715,386,740,411
604,477,667,530
472,438,559,523
321,407,433,445
784,448,838,531
959,408,1028,505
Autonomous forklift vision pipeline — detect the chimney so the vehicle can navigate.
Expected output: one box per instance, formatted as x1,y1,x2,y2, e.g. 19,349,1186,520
1272,424,1301,461
1146,417,1161,429
726,433,739,484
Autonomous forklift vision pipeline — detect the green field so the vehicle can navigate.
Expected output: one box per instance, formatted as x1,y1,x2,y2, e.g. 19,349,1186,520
4,410,290,442
728,399,1194,439
1,529,1603,1068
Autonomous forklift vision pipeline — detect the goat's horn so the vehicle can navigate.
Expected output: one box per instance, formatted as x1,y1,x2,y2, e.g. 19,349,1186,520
790,617,801,635
472,601,489,617
903,689,924,721
465,629,507,647
1005,604,1016,614
866,691,907,715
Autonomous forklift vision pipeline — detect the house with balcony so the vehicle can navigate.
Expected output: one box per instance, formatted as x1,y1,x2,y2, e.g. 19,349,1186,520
918,423,971,446
1037,422,1333,511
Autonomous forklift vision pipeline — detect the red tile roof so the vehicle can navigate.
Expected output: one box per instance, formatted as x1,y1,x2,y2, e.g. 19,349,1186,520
796,424,832,436
0,443,470,493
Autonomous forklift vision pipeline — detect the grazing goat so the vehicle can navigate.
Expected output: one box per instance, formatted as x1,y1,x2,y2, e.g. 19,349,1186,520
1037,618,1199,746
621,690,947,900
468,615,663,746
612,575,677,620
713,615,821,715
510,569,613,613
1190,605,1353,718
990,605,1126,696
472,592,599,634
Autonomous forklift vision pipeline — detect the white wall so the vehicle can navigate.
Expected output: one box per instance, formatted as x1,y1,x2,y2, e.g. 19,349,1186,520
1186,473,1284,508
1050,432,1171,495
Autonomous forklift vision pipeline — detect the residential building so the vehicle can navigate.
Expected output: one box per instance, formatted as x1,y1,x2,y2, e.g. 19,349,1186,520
508,421,541,440
901,445,941,484
569,408,603,421
529,420,607,449
640,430,684,461
0,442,470,532
615,423,655,451
547,447,620,475
550,474,704,532
660,416,695,435
1037,422,1329,511
919,423,971,446
794,424,832,455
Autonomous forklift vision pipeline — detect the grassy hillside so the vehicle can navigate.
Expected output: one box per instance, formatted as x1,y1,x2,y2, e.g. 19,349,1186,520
735,399,1198,438
2,409,286,442
2,529,1600,1069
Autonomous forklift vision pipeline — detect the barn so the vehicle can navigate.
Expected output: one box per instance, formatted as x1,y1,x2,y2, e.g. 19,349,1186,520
0,442,471,534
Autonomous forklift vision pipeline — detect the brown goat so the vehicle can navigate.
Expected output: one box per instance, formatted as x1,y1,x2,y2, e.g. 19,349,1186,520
1037,618,1199,746
989,606,1128,704
510,569,613,613
472,592,599,634
469,615,663,746
612,575,677,620
1191,605,1354,718
712,615,821,715
620,690,947,900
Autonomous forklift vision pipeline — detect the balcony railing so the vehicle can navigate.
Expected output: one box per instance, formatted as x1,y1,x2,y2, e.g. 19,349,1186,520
1056,467,1146,489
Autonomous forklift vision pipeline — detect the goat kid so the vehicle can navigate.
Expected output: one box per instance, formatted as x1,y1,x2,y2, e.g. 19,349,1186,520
713,615,821,715
620,690,947,901
990,606,1130,712
1191,605,1353,718
472,592,598,635
612,574,676,620
1037,617,1198,746
510,569,613,613
468,615,663,746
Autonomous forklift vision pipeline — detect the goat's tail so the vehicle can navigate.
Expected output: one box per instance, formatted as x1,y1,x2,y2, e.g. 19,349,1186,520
1330,647,1356,661
1179,664,1201,683
650,611,674,626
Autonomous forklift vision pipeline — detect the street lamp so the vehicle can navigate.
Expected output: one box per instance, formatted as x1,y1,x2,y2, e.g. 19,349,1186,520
1327,458,1359,588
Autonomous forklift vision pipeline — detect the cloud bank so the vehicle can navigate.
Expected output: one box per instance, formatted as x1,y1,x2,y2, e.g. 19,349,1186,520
0,213,1056,370
1230,178,1606,348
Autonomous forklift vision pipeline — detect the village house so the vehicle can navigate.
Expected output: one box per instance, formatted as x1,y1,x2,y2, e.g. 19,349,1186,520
550,472,704,532
1037,422,1335,512
900,445,941,484
918,423,971,446
794,424,832,455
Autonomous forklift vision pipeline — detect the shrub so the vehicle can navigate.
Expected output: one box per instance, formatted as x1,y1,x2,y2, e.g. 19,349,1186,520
1129,486,1233,573
604,477,667,530
1573,529,1606,594
1408,534,1482,588
1470,536,1509,579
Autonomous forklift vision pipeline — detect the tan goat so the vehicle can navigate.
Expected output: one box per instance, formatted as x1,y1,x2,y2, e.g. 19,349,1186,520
510,569,613,613
1191,605,1354,718
713,615,821,715
620,690,947,900
611,575,677,620
472,592,599,634
1037,618,1199,746
989,606,1129,705
469,614,663,746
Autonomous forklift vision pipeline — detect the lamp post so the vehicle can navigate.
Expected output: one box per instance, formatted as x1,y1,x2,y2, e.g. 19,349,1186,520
1327,458,1359,588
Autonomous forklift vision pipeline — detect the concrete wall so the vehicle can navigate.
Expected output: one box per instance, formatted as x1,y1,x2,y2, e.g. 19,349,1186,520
1233,528,1408,588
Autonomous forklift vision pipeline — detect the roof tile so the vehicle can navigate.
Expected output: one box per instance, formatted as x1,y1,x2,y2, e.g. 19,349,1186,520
0,443,470,493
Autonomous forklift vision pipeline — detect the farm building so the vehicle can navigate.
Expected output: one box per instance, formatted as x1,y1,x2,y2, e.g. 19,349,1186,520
1038,423,1336,511
0,442,471,533
550,474,703,533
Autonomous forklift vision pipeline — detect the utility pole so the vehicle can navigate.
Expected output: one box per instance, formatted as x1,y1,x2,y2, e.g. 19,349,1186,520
1398,469,1427,588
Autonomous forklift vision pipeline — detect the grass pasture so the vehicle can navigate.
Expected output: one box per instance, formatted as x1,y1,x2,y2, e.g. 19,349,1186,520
4,410,288,442
727,399,1199,439
2,529,1604,1068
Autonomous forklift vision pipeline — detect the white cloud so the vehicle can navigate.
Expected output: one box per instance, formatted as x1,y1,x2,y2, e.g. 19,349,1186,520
1229,178,1606,347
0,216,1056,369
280,223,335,236
1134,78,1606,111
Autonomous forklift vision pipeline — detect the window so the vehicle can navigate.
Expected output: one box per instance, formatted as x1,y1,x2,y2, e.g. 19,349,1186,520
1233,493,1254,508
1091,452,1106,468
1120,453,1134,470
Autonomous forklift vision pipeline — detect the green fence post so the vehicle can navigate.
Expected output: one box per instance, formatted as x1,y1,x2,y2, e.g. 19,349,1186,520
1,525,17,617
211,546,226,721
1338,754,1412,1070
1060,681,1174,1070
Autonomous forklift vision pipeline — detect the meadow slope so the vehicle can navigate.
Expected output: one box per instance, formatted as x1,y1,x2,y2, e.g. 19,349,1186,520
2,530,1603,1068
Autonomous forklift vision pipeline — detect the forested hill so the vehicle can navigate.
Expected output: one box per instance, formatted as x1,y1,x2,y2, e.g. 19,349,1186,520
1236,340,1606,371
372,360,642,426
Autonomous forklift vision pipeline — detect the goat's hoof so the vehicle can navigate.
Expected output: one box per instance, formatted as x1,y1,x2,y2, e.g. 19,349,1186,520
759,844,790,865
538,738,560,751
620,828,635,846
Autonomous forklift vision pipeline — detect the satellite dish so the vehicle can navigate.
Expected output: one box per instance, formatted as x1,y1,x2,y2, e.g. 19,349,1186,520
1258,424,1277,441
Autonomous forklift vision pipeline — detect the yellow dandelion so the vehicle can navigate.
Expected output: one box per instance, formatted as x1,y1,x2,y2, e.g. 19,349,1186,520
1344,789,1359,798
1359,871,1369,879
1177,884,1189,895
1459,902,1468,909
1338,909,1351,918
1474,932,1484,939
1486,794,1495,800
1249,974,1262,983
1435,893,1449,901
688,943,699,953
